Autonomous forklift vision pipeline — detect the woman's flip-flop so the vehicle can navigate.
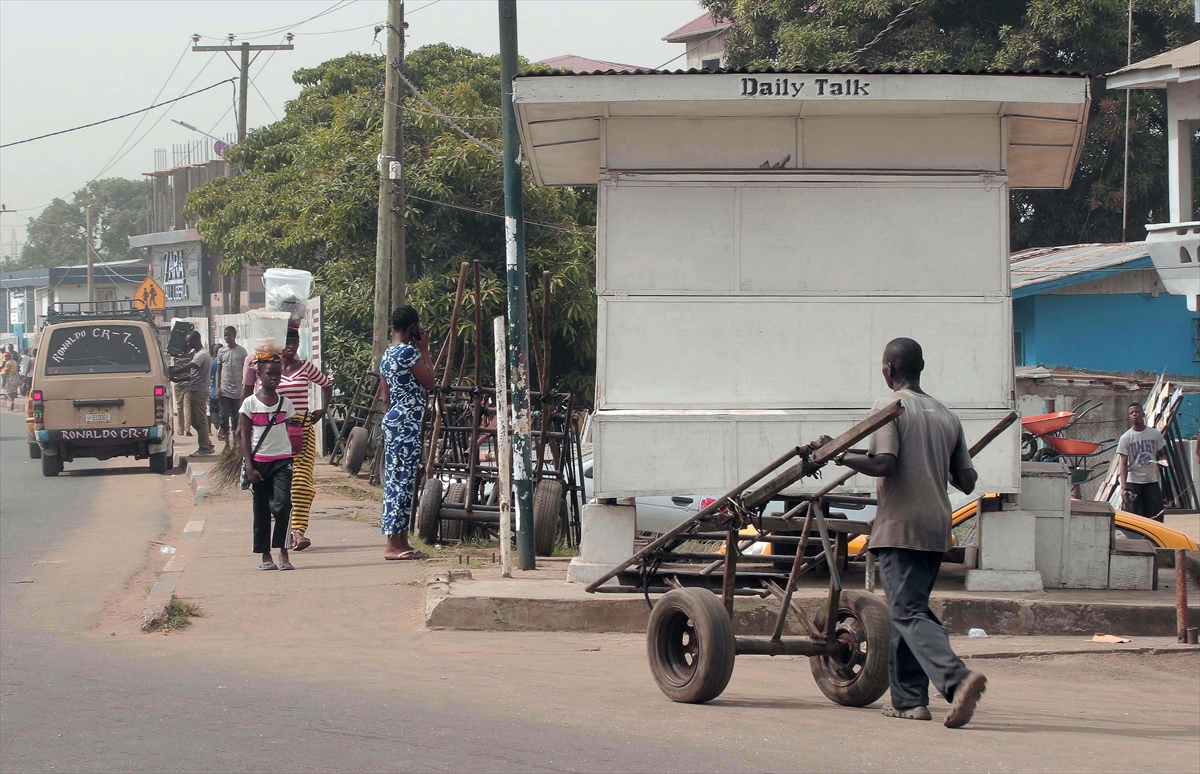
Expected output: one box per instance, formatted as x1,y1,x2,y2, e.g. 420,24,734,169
257,562,278,571
278,561,295,571
386,550,428,561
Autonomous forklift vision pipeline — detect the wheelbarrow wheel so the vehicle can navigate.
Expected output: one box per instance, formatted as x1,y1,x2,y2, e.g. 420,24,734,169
415,478,443,544
533,479,563,556
344,426,369,475
647,588,736,704
442,483,466,542
809,590,891,707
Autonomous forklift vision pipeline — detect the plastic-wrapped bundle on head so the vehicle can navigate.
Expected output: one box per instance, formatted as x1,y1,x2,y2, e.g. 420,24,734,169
263,267,314,325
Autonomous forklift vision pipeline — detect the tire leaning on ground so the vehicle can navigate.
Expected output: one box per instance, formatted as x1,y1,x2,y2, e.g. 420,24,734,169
343,426,369,475
647,588,737,704
809,590,892,707
415,478,443,545
28,442,41,459
441,482,467,542
149,451,170,474
532,479,564,556
41,453,61,478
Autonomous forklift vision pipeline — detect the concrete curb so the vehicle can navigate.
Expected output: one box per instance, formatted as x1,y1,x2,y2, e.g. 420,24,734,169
186,462,210,503
964,644,1200,660
140,569,181,631
425,580,1200,638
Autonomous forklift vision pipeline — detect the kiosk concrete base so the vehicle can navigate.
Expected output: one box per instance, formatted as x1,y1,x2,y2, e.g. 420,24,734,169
567,501,636,585
965,569,1045,592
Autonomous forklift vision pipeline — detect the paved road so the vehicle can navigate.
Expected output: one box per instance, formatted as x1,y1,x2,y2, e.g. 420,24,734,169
0,412,743,773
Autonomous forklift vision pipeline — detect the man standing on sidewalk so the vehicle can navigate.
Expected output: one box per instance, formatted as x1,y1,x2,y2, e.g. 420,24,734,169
817,337,986,728
216,326,247,444
1117,402,1168,521
169,331,215,456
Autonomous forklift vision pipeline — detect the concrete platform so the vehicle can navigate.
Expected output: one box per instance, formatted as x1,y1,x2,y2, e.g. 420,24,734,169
426,562,1200,637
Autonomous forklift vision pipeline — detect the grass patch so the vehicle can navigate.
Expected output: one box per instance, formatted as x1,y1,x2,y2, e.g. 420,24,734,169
150,598,204,631
551,540,580,557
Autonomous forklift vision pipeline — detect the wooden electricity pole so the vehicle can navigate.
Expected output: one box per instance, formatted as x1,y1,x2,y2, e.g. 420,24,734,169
191,38,293,313
85,204,94,303
373,0,406,366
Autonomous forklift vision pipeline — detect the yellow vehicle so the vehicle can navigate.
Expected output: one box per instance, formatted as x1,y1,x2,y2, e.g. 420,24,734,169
847,496,1199,554
30,304,174,477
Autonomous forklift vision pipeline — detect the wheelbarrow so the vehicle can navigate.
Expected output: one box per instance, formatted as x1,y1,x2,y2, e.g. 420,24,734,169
1020,400,1103,461
585,405,1019,706
1038,435,1117,494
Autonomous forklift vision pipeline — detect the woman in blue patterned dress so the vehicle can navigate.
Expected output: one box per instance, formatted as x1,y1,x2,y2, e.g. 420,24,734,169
379,306,436,560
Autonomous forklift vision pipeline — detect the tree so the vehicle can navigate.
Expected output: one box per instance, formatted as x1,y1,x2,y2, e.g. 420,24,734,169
703,0,1199,248
18,178,150,268
185,46,597,401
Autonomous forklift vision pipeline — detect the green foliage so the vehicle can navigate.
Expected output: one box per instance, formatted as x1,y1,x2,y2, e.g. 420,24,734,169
704,0,1200,248
15,178,149,269
185,46,597,402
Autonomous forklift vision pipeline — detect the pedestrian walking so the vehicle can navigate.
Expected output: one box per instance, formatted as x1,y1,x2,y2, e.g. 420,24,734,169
18,348,34,396
171,341,196,437
208,342,222,432
215,326,247,444
168,331,215,456
275,327,332,551
814,337,986,728
379,306,435,561
1117,402,1169,521
2,352,19,410
239,355,296,571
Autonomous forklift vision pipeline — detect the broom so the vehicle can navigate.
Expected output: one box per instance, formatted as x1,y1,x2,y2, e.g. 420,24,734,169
209,442,245,492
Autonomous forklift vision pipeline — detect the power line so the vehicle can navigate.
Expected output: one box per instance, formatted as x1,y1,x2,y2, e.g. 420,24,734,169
196,0,357,42
392,102,500,121
390,65,500,156
405,193,592,234
0,79,235,149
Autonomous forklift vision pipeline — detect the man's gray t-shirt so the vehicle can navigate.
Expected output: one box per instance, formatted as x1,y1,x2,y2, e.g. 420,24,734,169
218,344,247,399
189,349,212,394
867,390,973,553
1117,426,1165,484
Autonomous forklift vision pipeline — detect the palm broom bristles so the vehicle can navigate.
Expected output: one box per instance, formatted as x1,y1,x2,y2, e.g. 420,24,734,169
208,443,244,491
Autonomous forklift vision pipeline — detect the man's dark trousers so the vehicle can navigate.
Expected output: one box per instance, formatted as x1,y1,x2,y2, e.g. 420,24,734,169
1125,482,1164,522
876,547,971,710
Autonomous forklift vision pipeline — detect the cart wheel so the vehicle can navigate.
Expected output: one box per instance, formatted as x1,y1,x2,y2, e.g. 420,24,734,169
442,483,466,542
809,590,891,707
647,588,736,704
344,427,369,475
415,478,443,544
533,479,563,556
29,442,41,460
1020,432,1037,461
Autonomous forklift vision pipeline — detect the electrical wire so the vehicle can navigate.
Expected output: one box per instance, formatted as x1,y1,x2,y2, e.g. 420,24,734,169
195,0,357,43
1,79,234,149
93,41,192,179
294,19,385,36
406,0,444,15
390,65,501,156
390,102,500,121
405,194,592,234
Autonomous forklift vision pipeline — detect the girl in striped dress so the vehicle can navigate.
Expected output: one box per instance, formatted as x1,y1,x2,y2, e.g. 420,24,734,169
244,327,332,551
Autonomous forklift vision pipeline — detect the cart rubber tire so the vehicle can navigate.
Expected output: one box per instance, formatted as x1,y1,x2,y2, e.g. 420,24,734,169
29,442,41,460
41,453,61,478
809,590,892,707
415,478,443,544
344,427,369,475
647,588,736,704
442,483,467,542
149,452,171,474
533,479,563,556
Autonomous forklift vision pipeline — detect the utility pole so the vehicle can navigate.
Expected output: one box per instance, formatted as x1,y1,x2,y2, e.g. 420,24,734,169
373,0,406,366
191,37,294,312
85,204,94,303
390,2,407,312
499,0,536,569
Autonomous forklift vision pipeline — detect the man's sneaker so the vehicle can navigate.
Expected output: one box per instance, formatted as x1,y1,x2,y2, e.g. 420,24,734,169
945,671,987,728
882,705,932,721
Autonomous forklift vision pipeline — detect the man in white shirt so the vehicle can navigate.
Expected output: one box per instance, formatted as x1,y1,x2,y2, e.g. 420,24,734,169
18,349,34,396
1117,402,1168,521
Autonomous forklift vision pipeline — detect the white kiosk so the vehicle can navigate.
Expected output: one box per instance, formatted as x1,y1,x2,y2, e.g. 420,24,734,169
510,70,1091,585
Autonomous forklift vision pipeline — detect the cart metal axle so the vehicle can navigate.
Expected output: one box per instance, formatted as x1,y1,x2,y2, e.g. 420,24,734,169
735,636,841,658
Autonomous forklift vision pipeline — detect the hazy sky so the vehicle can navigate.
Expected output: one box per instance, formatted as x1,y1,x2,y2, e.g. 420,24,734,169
0,0,706,256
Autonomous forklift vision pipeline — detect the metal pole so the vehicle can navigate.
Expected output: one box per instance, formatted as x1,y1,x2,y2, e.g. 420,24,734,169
389,0,407,310
1121,0,1132,242
85,204,94,303
1177,548,1188,643
373,0,405,367
499,0,535,569
494,315,513,578
232,42,251,313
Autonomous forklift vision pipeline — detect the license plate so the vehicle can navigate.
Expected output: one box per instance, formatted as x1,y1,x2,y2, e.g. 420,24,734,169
85,412,111,423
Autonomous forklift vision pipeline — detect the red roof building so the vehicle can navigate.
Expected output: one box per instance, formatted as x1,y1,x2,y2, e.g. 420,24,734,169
662,11,731,70
537,54,645,74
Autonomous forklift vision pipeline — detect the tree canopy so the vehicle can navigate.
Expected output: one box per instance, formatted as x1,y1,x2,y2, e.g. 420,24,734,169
185,45,596,401
14,178,149,269
702,0,1200,247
